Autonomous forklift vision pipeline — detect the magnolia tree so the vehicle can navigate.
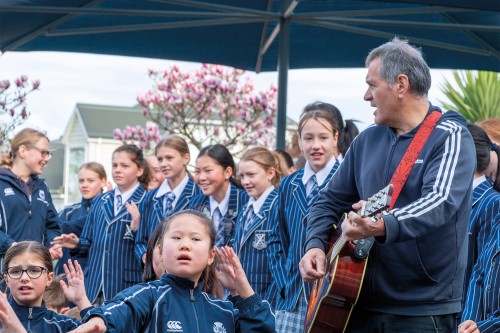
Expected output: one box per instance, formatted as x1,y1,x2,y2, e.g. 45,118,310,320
114,64,277,156
0,75,40,148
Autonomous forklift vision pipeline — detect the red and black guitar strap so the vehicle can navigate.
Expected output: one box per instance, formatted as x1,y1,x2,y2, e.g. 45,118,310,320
354,109,442,258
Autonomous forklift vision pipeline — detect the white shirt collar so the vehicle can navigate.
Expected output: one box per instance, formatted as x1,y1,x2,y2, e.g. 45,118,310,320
302,156,338,187
247,186,274,215
473,175,487,189
209,183,232,217
115,182,140,204
155,174,189,206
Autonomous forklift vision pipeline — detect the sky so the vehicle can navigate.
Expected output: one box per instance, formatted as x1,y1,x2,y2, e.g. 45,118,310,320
0,51,457,142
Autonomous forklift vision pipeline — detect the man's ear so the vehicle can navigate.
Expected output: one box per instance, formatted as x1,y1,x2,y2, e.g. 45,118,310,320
396,74,409,97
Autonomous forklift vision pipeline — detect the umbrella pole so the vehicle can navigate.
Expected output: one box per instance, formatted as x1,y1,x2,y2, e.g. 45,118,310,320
276,0,291,150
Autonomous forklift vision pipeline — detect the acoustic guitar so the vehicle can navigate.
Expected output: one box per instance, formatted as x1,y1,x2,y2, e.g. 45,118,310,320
304,185,393,333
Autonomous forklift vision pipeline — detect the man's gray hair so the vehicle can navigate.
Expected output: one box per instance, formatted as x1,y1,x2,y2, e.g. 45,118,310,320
365,37,431,97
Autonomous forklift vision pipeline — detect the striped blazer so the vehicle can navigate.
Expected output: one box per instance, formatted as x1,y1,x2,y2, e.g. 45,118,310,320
465,178,500,288
462,214,500,333
78,185,146,303
267,163,339,311
134,178,201,262
188,184,249,248
233,188,278,308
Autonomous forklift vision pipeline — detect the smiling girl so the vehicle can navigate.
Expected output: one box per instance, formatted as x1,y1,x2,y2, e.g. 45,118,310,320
135,135,201,265
234,147,287,308
267,102,358,333
53,145,148,306
70,210,275,333
189,144,248,248
0,128,61,260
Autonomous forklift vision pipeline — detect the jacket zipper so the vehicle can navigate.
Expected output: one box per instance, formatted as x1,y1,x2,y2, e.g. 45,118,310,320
190,289,200,333
28,194,32,218
28,307,32,331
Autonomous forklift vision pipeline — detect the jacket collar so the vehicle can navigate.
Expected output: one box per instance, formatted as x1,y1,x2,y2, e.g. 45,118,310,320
9,298,47,321
161,274,203,298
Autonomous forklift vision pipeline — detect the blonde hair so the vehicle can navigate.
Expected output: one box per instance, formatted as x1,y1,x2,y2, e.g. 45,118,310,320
0,128,49,168
79,162,107,180
240,147,288,188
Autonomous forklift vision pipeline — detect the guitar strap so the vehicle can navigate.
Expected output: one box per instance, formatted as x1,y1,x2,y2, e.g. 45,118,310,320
354,109,442,259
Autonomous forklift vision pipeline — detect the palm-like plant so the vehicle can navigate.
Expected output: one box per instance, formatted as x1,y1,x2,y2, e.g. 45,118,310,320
439,70,500,122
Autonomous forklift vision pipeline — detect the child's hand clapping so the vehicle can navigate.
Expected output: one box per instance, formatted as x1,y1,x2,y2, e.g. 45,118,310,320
0,292,27,333
60,259,91,310
215,246,254,299
51,233,80,249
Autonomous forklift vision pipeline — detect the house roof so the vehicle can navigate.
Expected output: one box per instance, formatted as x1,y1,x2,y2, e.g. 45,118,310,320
76,103,148,139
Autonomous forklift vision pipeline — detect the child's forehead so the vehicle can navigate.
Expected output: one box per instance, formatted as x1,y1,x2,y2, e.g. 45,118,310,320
167,215,208,232
9,252,44,266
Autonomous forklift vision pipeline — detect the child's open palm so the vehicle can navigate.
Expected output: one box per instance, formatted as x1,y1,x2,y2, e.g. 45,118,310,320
60,259,91,310
215,246,254,299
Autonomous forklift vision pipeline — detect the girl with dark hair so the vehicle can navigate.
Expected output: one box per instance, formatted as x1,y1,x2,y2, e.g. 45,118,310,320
74,210,275,333
463,124,500,289
188,144,248,248
135,135,201,265
1,241,91,332
53,162,107,274
303,101,359,158
53,144,147,306
0,128,61,260
268,102,351,332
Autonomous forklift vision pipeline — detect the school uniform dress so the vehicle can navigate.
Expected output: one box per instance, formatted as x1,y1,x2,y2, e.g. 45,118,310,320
135,176,201,262
0,168,60,256
267,157,340,332
188,183,248,248
465,176,500,287
84,274,275,333
233,186,278,308
78,184,146,304
462,214,500,333
56,197,93,274
10,299,81,333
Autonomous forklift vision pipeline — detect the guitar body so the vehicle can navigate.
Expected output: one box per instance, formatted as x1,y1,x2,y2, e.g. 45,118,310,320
304,231,368,333
304,185,393,333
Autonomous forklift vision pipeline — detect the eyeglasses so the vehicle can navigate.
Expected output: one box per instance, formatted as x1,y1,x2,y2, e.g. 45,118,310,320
4,266,48,279
27,146,53,160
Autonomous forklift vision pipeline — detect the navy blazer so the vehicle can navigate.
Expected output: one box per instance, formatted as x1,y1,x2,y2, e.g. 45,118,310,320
188,184,248,248
465,177,500,290
135,178,201,262
233,188,278,308
267,162,339,311
78,185,146,303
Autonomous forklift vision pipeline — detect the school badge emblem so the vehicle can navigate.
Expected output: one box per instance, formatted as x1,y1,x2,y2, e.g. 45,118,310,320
252,233,267,250
213,322,226,333
123,223,134,241
39,190,45,200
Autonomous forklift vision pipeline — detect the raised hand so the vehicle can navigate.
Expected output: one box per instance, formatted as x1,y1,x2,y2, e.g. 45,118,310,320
49,245,63,260
51,233,80,249
60,259,91,310
215,246,254,299
0,292,27,333
125,201,140,232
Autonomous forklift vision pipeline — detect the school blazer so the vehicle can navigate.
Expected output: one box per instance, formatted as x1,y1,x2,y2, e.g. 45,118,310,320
267,163,339,311
465,177,500,288
188,184,249,248
233,189,279,307
134,178,201,262
78,185,146,303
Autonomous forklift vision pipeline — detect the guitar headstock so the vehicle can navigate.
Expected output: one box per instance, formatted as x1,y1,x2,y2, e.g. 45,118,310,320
360,185,393,217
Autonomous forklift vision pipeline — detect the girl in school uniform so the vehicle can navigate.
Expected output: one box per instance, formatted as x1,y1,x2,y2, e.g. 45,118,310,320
267,102,359,333
70,210,275,333
55,162,107,274
233,147,287,308
53,144,149,306
188,144,248,248
0,128,61,260
1,241,92,332
135,135,201,264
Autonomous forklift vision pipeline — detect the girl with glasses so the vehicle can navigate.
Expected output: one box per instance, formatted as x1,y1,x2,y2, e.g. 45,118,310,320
0,128,61,261
1,241,92,332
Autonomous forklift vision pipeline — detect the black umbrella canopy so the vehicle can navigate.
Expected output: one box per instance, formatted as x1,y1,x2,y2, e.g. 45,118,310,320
1,0,499,148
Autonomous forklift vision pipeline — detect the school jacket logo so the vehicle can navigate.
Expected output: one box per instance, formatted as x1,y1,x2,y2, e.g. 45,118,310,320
3,188,14,196
39,190,45,200
252,232,267,250
213,322,226,333
167,320,183,332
